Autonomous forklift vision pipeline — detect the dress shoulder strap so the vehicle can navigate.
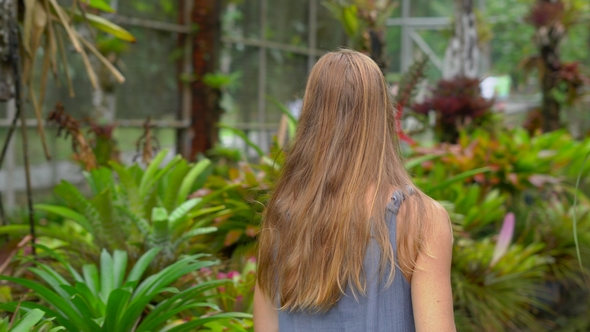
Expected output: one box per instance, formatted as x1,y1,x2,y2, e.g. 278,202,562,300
389,186,415,215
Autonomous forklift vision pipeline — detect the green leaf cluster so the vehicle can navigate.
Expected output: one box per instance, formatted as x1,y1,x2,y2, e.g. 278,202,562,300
408,128,590,329
31,150,225,269
0,309,63,332
0,248,251,331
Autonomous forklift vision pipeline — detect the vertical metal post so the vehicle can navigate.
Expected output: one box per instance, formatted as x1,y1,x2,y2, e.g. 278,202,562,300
478,0,490,74
400,0,412,72
257,0,268,151
177,0,193,157
4,98,14,211
50,125,58,187
307,0,318,72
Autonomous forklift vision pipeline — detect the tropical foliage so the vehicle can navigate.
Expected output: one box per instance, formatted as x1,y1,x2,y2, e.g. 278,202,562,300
0,309,62,332
0,248,251,331
34,150,223,267
2,1,590,331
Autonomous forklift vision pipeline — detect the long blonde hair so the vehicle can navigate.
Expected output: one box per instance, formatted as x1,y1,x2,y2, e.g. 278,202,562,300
257,49,435,312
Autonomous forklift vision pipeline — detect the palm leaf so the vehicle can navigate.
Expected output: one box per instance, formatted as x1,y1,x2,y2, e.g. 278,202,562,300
166,313,253,332
34,204,93,234
83,0,115,13
176,159,212,207
120,256,215,332
572,149,590,288
125,247,162,283
73,281,104,317
0,276,99,332
162,160,190,212
72,11,135,42
218,124,265,157
427,167,492,193
404,154,441,171
137,280,227,331
48,0,82,52
0,303,71,331
139,150,169,195
102,288,132,332
99,250,115,303
168,198,202,231
8,309,45,332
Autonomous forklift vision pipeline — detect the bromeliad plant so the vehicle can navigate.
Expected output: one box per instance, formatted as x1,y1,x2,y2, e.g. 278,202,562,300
412,77,495,143
28,149,225,268
453,232,552,331
216,117,590,329
413,128,590,198
197,257,257,314
0,248,251,331
0,309,63,332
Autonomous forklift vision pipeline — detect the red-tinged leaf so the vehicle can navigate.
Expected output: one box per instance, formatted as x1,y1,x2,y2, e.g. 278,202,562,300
245,225,259,237
0,235,32,275
491,212,515,267
228,168,240,181
473,173,485,183
224,230,243,247
508,173,518,186
245,171,258,187
529,174,560,188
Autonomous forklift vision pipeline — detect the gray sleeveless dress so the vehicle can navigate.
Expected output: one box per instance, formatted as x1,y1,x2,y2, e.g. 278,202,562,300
278,190,415,331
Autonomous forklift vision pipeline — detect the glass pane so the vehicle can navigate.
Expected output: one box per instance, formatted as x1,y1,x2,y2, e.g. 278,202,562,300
222,45,260,125
416,29,448,80
316,2,347,51
265,50,308,124
225,0,261,40
411,0,454,17
115,127,177,159
266,0,309,47
0,102,6,119
115,27,179,120
118,0,178,23
43,51,94,119
385,26,402,74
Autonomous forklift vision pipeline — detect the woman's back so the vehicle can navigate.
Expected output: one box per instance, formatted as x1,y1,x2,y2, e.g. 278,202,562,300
254,50,456,332
278,191,415,332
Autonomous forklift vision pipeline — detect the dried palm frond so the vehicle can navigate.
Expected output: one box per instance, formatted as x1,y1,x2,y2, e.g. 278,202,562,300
47,102,97,170
19,0,134,159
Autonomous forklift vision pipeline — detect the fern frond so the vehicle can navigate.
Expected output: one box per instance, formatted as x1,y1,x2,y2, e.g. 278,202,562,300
116,205,150,237
172,227,218,251
169,198,202,232
54,181,107,247
397,56,429,110
395,56,428,144
148,208,170,249
91,188,126,251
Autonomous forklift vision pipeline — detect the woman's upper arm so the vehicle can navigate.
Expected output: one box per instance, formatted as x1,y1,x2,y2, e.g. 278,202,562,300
253,283,279,332
411,202,456,332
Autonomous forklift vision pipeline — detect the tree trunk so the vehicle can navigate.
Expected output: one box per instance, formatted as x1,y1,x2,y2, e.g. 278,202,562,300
534,0,564,132
368,29,386,73
443,0,479,79
540,55,561,132
0,0,15,102
183,0,221,160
